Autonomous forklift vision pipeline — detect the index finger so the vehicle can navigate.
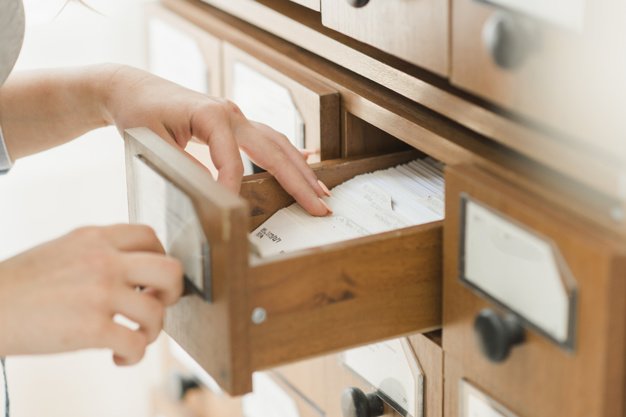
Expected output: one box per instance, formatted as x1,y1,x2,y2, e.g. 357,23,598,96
190,108,244,193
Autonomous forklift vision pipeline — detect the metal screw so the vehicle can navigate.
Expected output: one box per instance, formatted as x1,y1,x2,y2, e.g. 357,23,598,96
610,206,624,223
251,307,267,324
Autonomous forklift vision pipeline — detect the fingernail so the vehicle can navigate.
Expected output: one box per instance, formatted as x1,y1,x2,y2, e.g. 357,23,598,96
318,197,333,215
318,180,332,197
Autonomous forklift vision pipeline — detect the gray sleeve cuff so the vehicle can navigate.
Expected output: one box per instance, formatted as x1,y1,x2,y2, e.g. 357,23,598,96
0,126,12,174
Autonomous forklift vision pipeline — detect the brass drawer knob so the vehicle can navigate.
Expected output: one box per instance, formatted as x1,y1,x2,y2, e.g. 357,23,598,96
346,0,370,7
341,387,384,417
474,308,526,362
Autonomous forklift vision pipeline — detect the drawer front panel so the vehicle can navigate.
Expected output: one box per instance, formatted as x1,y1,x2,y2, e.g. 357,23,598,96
450,0,626,154
222,42,341,165
275,333,442,417
321,0,449,76
443,165,626,417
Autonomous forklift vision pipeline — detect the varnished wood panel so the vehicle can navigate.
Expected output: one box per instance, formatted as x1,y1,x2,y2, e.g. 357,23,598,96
177,0,626,202
222,42,341,161
161,0,626,237
342,112,412,158
451,0,626,157
321,0,448,76
248,219,442,370
125,128,252,394
442,165,626,417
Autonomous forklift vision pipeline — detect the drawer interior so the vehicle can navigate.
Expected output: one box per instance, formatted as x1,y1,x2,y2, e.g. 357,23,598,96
240,151,444,371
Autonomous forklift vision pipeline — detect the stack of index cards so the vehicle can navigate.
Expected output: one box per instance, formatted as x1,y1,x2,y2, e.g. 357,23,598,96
250,157,444,258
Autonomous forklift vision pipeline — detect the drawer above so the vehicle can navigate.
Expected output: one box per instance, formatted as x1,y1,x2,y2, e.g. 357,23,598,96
320,0,449,76
125,128,443,395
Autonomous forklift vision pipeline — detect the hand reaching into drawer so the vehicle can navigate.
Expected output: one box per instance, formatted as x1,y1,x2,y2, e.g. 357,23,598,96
105,66,331,217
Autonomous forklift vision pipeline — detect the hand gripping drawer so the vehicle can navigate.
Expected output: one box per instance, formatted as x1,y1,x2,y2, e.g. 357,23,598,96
442,164,626,417
125,128,442,395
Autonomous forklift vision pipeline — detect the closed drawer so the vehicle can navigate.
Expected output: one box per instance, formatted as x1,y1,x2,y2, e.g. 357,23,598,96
275,332,443,417
442,165,626,417
222,42,341,166
450,0,626,154
125,128,442,395
320,0,449,76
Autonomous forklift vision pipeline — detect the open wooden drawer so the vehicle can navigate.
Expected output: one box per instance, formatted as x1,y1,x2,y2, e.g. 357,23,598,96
125,127,442,395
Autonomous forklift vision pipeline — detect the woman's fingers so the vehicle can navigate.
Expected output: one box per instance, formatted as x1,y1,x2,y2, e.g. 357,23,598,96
191,105,244,193
121,252,183,305
96,224,165,254
111,289,165,344
101,322,148,366
251,122,328,198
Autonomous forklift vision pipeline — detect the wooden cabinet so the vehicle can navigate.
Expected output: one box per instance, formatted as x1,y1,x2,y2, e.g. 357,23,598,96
442,164,626,417
321,0,448,76
126,128,442,395
222,42,341,163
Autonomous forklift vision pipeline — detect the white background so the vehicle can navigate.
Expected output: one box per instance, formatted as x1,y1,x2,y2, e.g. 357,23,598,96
0,1,166,416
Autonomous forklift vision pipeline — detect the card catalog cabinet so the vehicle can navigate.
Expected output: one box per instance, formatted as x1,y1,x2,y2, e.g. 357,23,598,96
143,1,626,416
443,164,626,417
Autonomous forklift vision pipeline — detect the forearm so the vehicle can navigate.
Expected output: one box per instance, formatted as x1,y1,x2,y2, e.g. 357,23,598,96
0,64,120,160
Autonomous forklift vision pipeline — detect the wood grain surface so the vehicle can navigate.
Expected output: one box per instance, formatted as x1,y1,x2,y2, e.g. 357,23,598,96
443,164,626,417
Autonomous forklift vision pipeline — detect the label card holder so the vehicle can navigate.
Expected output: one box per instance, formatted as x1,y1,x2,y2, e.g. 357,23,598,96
459,194,577,349
130,155,212,301
459,379,519,417
342,338,424,417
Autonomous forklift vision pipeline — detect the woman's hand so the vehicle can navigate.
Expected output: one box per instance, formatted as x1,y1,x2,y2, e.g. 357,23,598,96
104,65,331,216
0,225,183,365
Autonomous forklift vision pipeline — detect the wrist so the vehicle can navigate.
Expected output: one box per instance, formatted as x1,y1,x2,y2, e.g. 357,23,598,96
93,63,125,127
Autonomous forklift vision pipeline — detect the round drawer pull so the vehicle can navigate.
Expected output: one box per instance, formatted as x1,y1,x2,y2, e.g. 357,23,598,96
341,387,385,417
167,372,201,401
482,11,536,70
346,0,370,7
474,308,525,362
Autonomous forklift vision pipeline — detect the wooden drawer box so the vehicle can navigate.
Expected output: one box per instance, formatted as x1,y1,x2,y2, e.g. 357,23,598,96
125,128,442,395
320,0,449,76
442,165,626,417
222,42,340,164
450,0,625,154
275,332,443,417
